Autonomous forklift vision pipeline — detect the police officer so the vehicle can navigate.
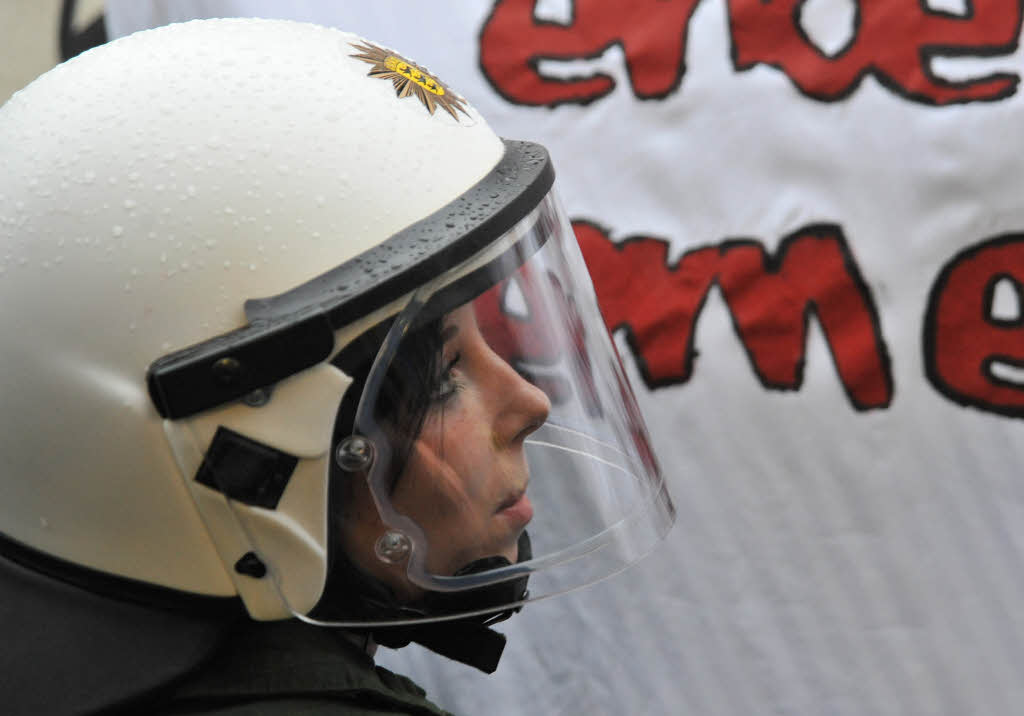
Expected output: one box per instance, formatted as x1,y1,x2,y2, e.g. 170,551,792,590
0,18,674,714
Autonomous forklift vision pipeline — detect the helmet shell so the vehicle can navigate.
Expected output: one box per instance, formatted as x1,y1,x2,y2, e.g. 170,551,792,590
0,18,503,598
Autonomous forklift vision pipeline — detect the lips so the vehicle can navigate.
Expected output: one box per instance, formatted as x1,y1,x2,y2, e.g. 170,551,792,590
496,489,533,527
496,489,523,512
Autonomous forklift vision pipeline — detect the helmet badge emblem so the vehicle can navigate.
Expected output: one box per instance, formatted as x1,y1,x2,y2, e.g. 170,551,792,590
350,41,469,120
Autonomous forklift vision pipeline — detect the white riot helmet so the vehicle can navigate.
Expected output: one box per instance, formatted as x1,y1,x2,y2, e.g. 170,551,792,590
0,18,674,671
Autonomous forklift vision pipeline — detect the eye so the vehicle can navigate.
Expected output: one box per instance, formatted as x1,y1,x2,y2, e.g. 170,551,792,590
432,352,462,403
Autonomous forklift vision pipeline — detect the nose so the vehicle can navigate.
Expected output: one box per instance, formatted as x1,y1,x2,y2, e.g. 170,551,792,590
488,351,551,446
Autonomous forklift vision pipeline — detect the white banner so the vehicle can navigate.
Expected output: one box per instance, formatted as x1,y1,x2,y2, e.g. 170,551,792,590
108,3,1024,714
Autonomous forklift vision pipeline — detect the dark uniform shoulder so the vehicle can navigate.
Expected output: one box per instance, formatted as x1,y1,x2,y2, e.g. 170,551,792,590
148,619,453,716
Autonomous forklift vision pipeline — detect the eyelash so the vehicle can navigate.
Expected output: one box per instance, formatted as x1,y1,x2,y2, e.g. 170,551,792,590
432,352,462,403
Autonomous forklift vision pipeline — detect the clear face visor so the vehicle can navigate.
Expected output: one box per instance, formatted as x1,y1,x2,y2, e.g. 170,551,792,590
165,191,674,626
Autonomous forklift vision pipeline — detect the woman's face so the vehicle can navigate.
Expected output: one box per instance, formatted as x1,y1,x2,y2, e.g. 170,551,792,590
343,303,551,599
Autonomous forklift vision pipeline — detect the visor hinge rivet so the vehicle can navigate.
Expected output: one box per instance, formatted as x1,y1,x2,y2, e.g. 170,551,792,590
234,551,267,579
375,530,411,564
335,435,375,472
242,387,272,407
212,356,244,386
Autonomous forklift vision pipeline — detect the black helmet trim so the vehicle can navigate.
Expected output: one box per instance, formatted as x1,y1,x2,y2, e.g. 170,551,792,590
0,529,244,617
147,139,554,420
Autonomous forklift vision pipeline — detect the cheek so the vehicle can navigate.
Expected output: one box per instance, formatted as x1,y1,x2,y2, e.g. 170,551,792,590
421,401,494,495
391,446,491,573
393,421,488,522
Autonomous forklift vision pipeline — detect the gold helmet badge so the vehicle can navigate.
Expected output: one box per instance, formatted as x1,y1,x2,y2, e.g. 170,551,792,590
350,41,469,120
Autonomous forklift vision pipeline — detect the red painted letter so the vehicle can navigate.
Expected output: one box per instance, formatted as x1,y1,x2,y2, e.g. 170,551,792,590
925,234,1024,416
479,0,701,105
729,0,1021,105
576,222,892,410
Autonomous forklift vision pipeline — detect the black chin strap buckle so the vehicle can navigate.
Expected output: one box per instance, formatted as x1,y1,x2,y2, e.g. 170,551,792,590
405,619,509,674
374,532,534,673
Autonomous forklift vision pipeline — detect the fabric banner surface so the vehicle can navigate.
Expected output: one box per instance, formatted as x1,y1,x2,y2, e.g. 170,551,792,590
106,3,1024,714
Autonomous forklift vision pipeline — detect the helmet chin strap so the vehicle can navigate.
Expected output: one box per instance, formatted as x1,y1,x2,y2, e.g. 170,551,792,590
350,531,533,674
